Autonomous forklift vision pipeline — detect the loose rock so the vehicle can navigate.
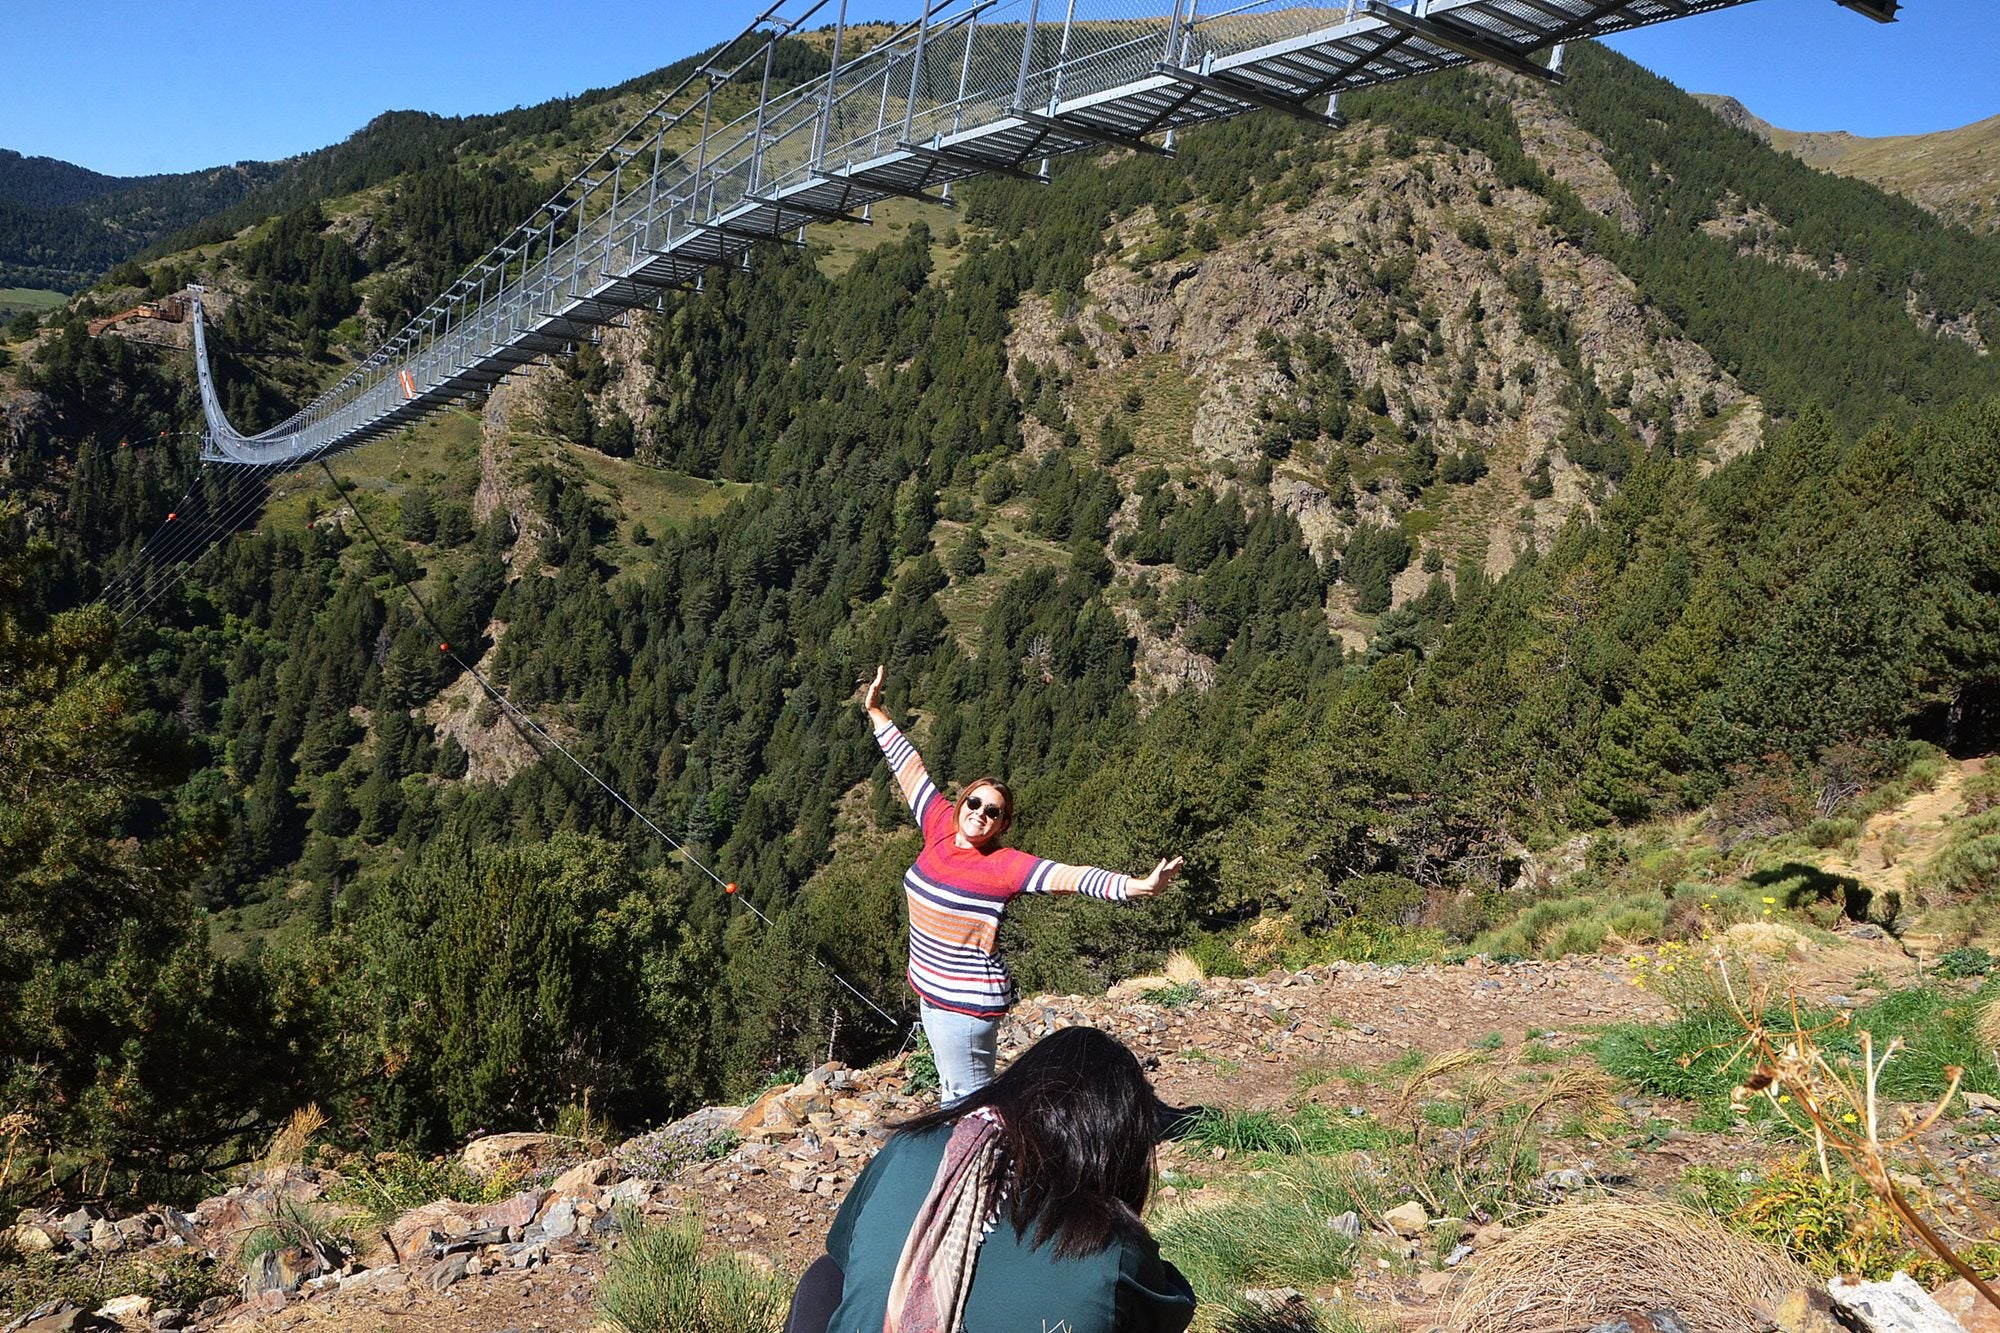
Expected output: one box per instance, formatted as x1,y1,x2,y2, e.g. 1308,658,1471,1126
1384,1201,1431,1238
1828,1273,1969,1333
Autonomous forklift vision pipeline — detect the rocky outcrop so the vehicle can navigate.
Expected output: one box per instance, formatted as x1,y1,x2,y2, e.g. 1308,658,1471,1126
1007,98,1759,673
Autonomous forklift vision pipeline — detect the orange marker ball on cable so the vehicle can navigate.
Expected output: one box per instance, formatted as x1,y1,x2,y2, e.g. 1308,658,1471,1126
725,882,739,895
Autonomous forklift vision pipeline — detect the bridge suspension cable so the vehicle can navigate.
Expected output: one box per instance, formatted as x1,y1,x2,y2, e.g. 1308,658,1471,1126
188,0,1854,466
311,457,913,1036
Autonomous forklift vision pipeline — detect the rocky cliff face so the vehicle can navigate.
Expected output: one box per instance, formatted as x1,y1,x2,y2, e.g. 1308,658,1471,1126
1001,92,1759,682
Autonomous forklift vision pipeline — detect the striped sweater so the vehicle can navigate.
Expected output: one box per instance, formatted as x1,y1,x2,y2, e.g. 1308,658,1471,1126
875,720,1132,1018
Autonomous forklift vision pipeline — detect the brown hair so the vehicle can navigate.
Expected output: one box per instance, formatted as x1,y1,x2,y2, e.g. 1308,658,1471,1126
957,776,1014,825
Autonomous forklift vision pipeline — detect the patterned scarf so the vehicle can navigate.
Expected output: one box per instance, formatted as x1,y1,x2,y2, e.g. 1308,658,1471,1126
883,1108,1007,1333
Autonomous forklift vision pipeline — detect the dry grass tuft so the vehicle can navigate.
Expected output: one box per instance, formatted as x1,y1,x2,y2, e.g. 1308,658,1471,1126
1722,921,1808,959
262,1104,329,1172
1164,950,1206,985
1448,1198,1812,1333
1978,991,2000,1057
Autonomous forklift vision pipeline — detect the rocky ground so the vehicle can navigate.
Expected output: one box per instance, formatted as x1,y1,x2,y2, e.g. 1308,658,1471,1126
10,924,1995,1333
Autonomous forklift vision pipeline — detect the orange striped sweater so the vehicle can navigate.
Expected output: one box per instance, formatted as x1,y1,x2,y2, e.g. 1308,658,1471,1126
875,720,1132,1017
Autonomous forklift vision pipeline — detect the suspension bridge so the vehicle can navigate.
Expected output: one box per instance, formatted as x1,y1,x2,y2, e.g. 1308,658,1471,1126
188,0,1896,467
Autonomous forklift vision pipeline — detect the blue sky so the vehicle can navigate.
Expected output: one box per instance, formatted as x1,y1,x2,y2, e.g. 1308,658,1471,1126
1,1,1992,178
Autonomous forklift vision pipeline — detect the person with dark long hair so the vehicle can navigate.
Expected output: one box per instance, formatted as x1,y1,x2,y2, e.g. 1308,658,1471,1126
786,1027,1195,1333
863,665,1183,1106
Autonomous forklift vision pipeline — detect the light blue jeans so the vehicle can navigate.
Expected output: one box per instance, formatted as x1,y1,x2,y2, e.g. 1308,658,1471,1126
921,1002,1000,1107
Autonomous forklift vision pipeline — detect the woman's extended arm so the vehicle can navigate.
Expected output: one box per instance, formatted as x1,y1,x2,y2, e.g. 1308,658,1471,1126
864,664,943,824
1021,855,1183,902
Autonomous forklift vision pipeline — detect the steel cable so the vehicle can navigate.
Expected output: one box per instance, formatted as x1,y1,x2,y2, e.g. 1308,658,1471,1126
315,458,911,1036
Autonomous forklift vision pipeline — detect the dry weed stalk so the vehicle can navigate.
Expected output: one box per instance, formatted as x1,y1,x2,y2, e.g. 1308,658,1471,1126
262,1103,329,1173
1393,1051,1619,1220
1698,958,2000,1312
0,1108,34,1196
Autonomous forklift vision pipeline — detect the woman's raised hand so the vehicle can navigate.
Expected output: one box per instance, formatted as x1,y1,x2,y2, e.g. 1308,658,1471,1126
1126,856,1184,898
862,664,887,722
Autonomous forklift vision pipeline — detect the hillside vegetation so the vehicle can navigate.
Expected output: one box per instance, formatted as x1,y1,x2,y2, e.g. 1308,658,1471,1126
0,149,287,292
0,36,1998,1235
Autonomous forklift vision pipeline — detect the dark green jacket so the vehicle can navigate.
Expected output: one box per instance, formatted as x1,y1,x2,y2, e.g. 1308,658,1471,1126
824,1127,1196,1333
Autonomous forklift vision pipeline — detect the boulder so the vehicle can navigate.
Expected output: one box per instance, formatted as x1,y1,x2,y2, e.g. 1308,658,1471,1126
460,1132,569,1181
1765,1287,1847,1333
1417,1271,1461,1298
1931,1280,2000,1333
548,1157,614,1197
7,1299,111,1332
91,1296,152,1322
247,1287,288,1314
479,1189,546,1231
57,1208,98,1244
336,1268,409,1297
190,1194,254,1251
1828,1273,1970,1333
634,1104,742,1152
380,1201,486,1268
528,1198,577,1244
424,1253,471,1293
497,1241,549,1270
735,1085,791,1133
1243,1288,1308,1314
249,1165,328,1204
779,1086,833,1122
8,1222,59,1254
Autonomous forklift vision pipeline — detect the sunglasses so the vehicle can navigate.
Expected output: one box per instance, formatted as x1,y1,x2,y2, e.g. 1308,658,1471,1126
961,794,1009,820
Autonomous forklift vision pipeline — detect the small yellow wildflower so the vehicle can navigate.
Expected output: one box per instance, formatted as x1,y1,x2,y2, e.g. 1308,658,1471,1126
1842,1112,1858,1124
1761,896,1777,905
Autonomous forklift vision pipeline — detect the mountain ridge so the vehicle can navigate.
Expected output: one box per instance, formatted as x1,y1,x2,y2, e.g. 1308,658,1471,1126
1691,94,2000,233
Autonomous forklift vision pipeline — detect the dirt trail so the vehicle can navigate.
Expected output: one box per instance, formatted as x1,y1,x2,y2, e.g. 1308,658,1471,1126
1824,758,1980,900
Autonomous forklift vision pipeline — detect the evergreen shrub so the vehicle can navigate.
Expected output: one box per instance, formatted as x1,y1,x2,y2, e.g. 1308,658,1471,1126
597,1210,791,1333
